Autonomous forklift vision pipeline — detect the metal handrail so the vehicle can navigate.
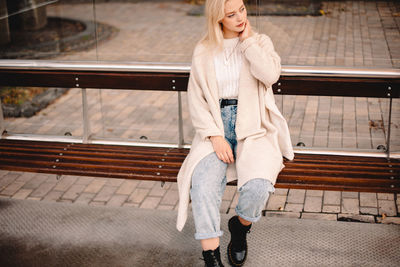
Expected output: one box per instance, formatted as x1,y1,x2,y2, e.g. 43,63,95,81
0,60,399,78
0,60,399,158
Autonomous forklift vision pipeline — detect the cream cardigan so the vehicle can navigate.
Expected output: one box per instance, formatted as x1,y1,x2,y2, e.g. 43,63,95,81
176,33,294,231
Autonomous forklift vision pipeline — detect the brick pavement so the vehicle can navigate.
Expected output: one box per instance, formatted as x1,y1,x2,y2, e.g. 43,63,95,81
1,1,400,224
0,170,399,224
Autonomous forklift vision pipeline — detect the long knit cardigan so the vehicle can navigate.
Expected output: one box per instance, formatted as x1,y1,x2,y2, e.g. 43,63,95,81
176,33,294,231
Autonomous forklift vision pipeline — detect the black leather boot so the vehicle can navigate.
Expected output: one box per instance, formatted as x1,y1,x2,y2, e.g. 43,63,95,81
227,216,251,266
202,246,224,267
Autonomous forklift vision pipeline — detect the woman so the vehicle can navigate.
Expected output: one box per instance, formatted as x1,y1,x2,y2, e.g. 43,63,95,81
176,0,294,266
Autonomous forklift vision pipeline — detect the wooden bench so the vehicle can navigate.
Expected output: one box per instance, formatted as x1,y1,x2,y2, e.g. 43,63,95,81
0,139,398,193
0,62,399,193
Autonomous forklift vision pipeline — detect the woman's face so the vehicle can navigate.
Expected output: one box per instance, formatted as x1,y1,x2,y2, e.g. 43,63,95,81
220,0,247,38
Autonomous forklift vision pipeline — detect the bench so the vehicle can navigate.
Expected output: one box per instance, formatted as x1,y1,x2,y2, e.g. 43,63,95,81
0,61,399,193
0,139,399,193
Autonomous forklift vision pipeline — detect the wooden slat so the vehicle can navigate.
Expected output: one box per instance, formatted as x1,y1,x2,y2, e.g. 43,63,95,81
0,139,398,193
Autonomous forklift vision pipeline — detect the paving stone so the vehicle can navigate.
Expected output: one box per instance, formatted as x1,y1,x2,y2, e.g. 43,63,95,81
323,191,341,205
140,196,161,209
157,205,174,210
341,198,360,214
62,184,87,201
265,194,286,211
58,199,73,204
123,202,140,208
12,189,33,200
43,191,63,202
306,190,323,197
377,193,395,200
160,190,179,206
284,203,303,212
75,176,95,185
148,184,168,197
75,193,96,205
128,188,150,204
169,183,178,191
360,192,378,207
0,172,20,190
30,182,56,198
273,188,288,196
89,201,106,206
84,178,107,194
301,213,337,221
359,207,379,216
116,180,139,195
138,180,157,189
0,181,25,196
26,197,42,201
378,199,397,216
264,211,300,219
322,205,340,213
230,193,239,209
220,200,230,213
338,214,375,223
106,178,125,187
376,216,400,225
342,191,359,199
222,186,236,201
21,175,47,190
15,172,36,183
93,186,118,202
304,196,323,212
53,175,78,191
287,189,306,204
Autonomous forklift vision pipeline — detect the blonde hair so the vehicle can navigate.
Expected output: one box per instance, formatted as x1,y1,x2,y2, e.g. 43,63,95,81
199,0,227,51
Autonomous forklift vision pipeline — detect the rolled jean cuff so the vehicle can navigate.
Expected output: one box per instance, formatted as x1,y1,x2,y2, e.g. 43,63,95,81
235,208,262,223
194,230,224,240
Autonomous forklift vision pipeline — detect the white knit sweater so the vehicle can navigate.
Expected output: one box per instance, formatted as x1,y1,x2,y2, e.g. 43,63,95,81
213,37,243,99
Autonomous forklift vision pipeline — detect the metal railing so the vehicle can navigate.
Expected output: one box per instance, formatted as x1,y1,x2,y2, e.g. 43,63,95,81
0,60,399,158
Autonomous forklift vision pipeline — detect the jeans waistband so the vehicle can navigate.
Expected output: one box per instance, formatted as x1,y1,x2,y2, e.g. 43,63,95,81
220,99,238,108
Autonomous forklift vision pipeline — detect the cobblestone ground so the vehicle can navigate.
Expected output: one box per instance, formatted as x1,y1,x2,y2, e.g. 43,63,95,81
1,1,399,224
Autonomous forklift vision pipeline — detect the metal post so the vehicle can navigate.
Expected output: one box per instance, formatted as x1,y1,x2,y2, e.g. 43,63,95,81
177,91,184,148
0,100,5,136
81,88,91,143
386,96,392,160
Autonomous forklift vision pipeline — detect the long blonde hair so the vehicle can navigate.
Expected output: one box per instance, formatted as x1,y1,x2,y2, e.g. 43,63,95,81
199,0,227,50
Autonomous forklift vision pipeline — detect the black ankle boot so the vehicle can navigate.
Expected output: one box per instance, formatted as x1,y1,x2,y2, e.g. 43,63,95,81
227,216,251,266
202,246,224,267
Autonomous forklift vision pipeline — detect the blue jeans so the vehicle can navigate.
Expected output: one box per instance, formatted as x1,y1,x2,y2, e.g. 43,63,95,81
190,103,275,240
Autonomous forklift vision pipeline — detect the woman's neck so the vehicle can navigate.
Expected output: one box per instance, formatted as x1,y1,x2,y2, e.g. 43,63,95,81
223,30,239,39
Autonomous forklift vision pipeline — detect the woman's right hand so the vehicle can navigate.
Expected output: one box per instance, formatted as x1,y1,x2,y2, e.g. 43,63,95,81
209,136,234,164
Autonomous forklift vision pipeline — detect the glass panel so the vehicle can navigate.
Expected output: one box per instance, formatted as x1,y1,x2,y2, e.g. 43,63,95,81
88,89,179,144
1,86,83,137
256,0,399,69
0,0,97,60
280,95,390,151
1,1,399,67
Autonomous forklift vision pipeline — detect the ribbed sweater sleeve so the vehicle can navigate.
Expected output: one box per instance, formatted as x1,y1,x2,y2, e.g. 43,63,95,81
239,34,281,88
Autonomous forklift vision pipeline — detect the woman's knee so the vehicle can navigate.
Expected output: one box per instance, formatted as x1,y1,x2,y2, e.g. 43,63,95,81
239,178,275,203
191,152,227,187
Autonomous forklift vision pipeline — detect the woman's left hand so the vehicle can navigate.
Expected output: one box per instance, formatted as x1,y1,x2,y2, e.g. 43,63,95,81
239,19,252,42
